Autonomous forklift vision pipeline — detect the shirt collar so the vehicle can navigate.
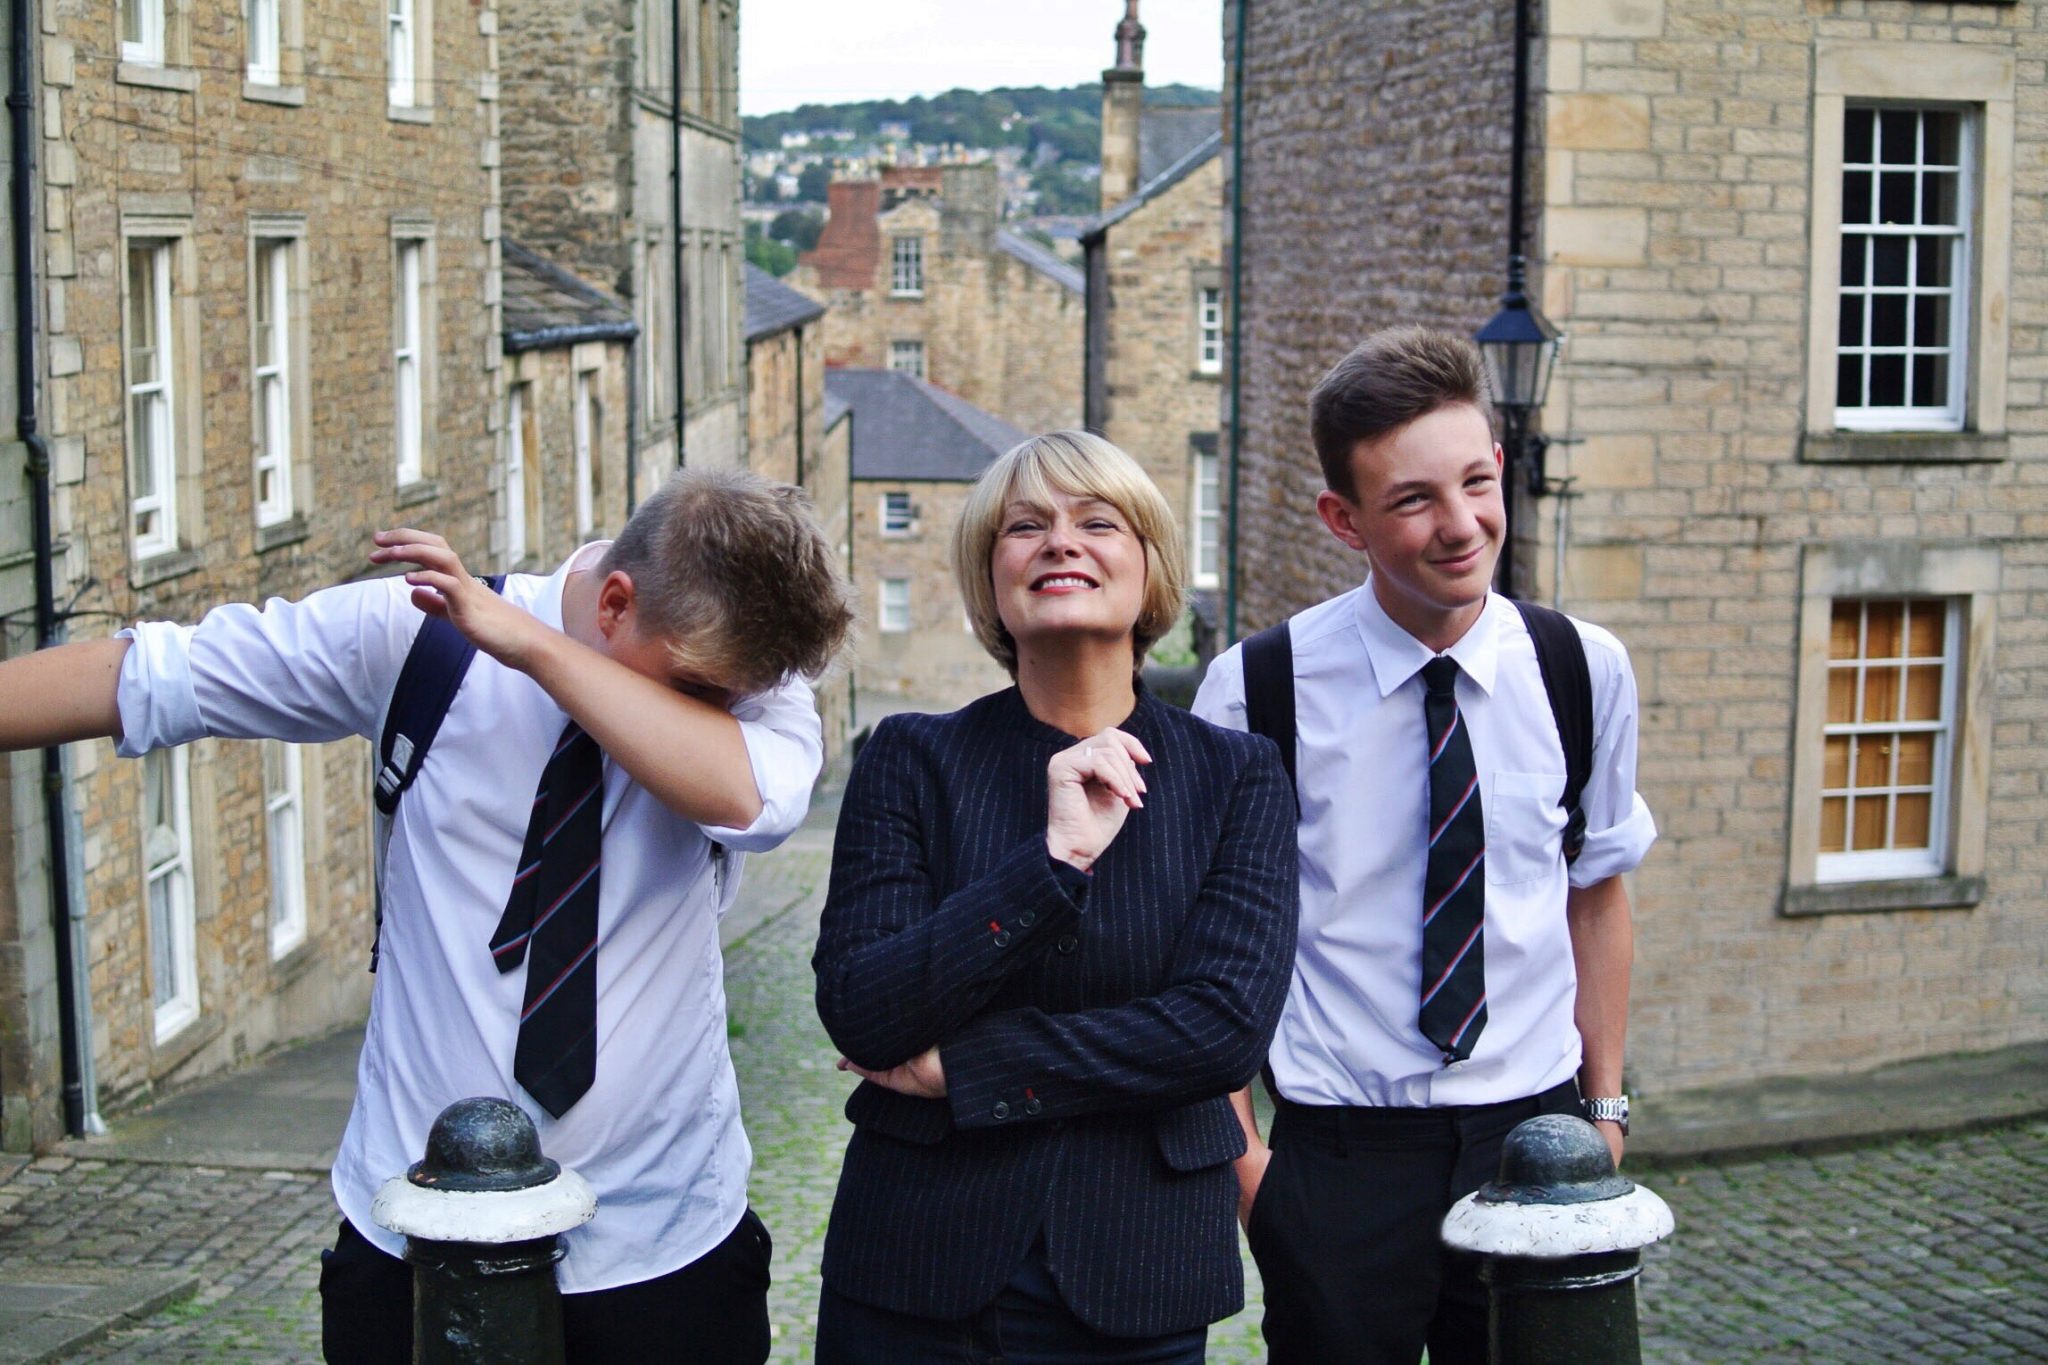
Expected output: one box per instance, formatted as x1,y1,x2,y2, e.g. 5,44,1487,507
1354,579,1504,699
541,540,615,633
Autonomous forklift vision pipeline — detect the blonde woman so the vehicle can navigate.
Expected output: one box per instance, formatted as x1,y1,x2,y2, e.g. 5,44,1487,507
811,432,1299,1363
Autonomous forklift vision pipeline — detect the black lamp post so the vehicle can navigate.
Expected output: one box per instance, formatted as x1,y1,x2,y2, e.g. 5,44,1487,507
1475,0,1564,597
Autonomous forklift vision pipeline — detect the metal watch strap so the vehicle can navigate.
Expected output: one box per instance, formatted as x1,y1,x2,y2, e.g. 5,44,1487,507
1581,1095,1630,1135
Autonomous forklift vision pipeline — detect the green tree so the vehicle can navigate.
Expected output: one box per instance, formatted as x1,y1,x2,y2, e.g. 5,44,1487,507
746,235,797,277
795,162,833,203
770,208,825,252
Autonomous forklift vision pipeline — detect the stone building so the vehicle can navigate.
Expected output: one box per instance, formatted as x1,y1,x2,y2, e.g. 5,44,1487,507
1226,0,2048,1096
744,263,852,763
498,0,746,485
1,0,504,1146
1081,2,1226,627
825,368,1022,721
794,164,1084,436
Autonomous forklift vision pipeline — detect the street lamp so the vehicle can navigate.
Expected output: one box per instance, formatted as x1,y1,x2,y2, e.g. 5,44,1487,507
1475,267,1562,498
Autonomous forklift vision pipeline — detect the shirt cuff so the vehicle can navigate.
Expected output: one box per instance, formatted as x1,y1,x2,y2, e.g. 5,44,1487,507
698,715,817,851
1569,792,1656,888
114,622,207,758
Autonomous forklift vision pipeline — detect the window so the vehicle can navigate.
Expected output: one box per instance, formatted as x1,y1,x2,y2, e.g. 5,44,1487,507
1835,108,1969,431
265,741,307,959
145,748,198,1041
1196,286,1223,376
1190,437,1221,589
1817,599,1958,882
888,339,925,379
126,241,178,559
394,239,425,485
252,239,294,526
506,382,538,564
880,491,914,536
388,0,415,105
122,0,164,63
573,370,599,538
1785,540,1997,916
247,0,280,83
891,236,924,296
879,577,911,633
637,0,669,92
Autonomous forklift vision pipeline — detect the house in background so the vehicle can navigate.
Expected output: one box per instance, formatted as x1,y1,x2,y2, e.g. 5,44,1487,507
825,368,1023,722
1224,0,2048,1097
794,164,1084,436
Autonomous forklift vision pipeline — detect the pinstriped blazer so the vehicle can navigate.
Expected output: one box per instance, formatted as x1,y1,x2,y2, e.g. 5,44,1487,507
811,686,1298,1338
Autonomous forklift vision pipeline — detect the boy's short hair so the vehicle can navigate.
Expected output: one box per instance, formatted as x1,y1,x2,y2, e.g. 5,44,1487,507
952,430,1186,678
598,468,853,695
1310,326,1492,499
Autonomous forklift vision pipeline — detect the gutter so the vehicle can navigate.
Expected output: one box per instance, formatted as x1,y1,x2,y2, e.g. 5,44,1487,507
10,0,93,1138
501,319,639,354
1224,0,1248,643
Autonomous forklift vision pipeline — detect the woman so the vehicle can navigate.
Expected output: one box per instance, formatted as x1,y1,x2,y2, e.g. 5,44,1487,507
811,431,1299,1362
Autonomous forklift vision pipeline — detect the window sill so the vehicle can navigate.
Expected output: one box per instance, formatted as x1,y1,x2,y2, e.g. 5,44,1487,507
131,546,205,589
396,478,440,509
269,933,322,986
1190,368,1223,384
1800,431,2008,464
387,104,434,125
256,513,310,553
888,290,925,301
117,62,199,93
1780,874,1983,917
244,81,305,106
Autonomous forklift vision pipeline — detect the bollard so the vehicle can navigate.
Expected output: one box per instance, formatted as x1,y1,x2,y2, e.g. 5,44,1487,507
372,1097,597,1365
1441,1114,1674,1365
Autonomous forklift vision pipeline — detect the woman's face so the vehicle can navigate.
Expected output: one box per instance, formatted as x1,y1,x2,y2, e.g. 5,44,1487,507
990,485,1147,657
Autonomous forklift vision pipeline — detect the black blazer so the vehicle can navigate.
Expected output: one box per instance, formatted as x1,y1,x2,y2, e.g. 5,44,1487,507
812,686,1298,1337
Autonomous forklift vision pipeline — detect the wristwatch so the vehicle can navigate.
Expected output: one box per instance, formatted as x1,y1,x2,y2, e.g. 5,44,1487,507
1580,1095,1629,1136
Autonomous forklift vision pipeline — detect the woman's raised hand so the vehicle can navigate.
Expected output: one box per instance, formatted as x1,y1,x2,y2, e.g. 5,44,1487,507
1045,727,1152,873
369,529,550,669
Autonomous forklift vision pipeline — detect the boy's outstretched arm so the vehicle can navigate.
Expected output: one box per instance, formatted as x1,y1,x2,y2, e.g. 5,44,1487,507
0,639,131,750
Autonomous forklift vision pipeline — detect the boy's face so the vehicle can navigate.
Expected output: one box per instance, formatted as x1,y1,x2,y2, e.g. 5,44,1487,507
603,622,735,709
1314,402,1504,634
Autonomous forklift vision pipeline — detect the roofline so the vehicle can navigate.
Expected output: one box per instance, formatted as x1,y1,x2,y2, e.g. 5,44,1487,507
744,301,826,343
503,319,640,353
1080,130,1224,244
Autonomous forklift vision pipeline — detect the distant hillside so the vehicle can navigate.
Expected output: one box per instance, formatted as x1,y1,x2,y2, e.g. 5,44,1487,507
743,84,1220,163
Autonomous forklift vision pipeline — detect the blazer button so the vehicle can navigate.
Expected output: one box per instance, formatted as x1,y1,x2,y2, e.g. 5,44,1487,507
1018,910,1037,928
993,930,1012,948
992,1101,1011,1120
1024,1096,1043,1116
1057,934,1078,955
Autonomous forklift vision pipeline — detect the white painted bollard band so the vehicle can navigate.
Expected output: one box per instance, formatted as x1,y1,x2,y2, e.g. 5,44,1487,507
373,1167,597,1244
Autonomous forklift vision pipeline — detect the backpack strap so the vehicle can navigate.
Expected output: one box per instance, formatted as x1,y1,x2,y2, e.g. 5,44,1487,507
1511,598,1593,865
1240,620,1299,814
370,574,506,969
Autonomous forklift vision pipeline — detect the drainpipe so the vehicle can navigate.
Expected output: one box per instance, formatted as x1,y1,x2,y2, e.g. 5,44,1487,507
793,325,806,486
1223,0,1248,643
669,0,686,469
1081,230,1108,433
10,0,92,1139
624,333,640,515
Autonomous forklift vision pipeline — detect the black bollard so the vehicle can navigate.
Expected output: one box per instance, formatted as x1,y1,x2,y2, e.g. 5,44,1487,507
1440,1114,1673,1365
372,1097,597,1365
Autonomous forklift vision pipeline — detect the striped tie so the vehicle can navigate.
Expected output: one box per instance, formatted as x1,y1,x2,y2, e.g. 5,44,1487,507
1419,657,1487,1064
489,721,604,1118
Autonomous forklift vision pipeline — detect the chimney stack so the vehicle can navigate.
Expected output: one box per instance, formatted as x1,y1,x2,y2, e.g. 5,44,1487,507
1098,1,1144,211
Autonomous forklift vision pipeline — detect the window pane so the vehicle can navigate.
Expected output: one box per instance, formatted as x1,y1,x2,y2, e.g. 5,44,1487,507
1872,236,1908,287
1823,734,1851,788
1911,291,1948,349
1920,172,1960,228
1910,353,1946,408
1907,604,1945,658
1868,354,1906,407
1851,794,1889,851
131,397,158,497
1829,603,1860,659
1894,793,1932,848
1843,172,1872,226
1876,171,1914,226
1840,236,1866,287
1826,668,1857,724
150,876,176,1008
1836,354,1864,408
1922,110,1961,167
1913,236,1952,291
1904,665,1944,722
1849,736,1886,790
1871,294,1906,347
1896,732,1935,787
1862,667,1901,724
1877,109,1917,165
1844,107,1874,164
1820,796,1847,853
1865,602,1903,657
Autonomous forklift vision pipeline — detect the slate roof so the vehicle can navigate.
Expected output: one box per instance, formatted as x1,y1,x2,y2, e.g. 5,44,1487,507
1141,106,1221,186
824,368,1027,483
824,390,851,432
744,264,826,342
1082,130,1224,243
501,239,637,353
995,228,1084,295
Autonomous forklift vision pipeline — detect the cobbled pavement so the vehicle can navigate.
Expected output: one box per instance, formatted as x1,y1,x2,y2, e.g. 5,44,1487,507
0,840,2043,1361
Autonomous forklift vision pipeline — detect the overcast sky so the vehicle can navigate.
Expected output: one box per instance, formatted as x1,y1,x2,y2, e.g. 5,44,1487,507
739,1,1225,116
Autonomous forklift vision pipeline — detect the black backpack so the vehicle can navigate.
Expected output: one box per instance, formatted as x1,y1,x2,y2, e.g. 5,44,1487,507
1239,598,1593,864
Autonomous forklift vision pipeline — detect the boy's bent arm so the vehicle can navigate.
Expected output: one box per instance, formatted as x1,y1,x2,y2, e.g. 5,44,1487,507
0,639,131,749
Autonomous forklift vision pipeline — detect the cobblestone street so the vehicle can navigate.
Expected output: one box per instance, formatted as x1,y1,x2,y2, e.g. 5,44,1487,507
1,840,2043,1361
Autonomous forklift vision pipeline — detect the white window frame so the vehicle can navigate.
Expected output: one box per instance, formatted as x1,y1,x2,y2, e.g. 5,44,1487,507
122,0,165,64
246,0,280,84
1832,106,1972,433
265,741,307,959
252,239,294,527
888,339,925,379
879,577,911,633
145,748,199,1042
879,491,914,536
506,382,531,564
126,241,178,560
573,368,597,538
1190,442,1221,590
388,0,416,106
1196,286,1223,376
394,239,425,486
890,235,924,297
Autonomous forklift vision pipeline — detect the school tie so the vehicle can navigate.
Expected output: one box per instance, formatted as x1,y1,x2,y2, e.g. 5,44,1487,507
1419,657,1488,1064
488,721,604,1118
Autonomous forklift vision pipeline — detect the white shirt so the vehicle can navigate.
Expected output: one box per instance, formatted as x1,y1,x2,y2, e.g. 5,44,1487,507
1193,584,1656,1108
116,543,822,1292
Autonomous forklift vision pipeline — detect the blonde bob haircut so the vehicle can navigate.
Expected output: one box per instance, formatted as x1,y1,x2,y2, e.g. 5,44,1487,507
952,430,1187,677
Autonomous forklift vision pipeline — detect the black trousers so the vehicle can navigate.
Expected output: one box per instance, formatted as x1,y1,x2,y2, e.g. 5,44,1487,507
318,1208,772,1364
1244,1080,1579,1365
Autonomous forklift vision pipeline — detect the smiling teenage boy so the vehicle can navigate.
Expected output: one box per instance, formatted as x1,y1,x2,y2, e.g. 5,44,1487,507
0,469,853,1363
1192,327,1656,1365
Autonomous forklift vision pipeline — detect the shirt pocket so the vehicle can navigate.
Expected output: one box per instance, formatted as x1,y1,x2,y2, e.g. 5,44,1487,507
1485,770,1566,887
